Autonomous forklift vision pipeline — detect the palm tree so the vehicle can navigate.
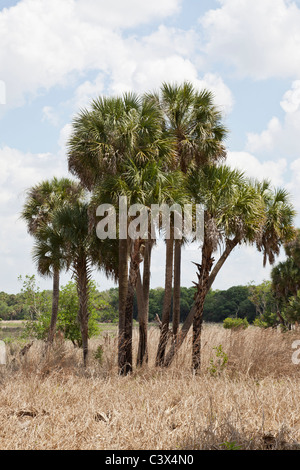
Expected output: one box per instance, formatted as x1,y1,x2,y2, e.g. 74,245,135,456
164,166,281,369
68,92,173,374
21,177,83,345
92,158,179,372
283,228,300,266
21,177,83,235
51,201,95,366
32,225,66,345
146,82,228,366
255,182,296,267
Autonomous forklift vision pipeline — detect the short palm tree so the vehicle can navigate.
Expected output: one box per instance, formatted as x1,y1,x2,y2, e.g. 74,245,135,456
52,201,102,367
32,225,66,345
255,181,296,267
21,177,83,346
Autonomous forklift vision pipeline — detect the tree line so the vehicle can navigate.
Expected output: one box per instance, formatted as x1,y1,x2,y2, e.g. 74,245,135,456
19,82,296,373
0,281,256,323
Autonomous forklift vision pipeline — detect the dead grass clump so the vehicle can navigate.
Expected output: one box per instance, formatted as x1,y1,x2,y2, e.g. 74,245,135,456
200,324,300,379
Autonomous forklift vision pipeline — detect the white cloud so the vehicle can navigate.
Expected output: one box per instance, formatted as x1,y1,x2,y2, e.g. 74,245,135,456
246,117,282,154
0,144,70,292
0,0,183,109
201,0,300,79
0,0,234,115
75,0,182,29
280,80,300,113
226,151,287,187
245,81,300,160
73,74,105,110
42,106,60,126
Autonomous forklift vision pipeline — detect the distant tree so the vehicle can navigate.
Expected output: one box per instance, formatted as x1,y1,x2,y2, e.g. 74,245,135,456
248,280,278,327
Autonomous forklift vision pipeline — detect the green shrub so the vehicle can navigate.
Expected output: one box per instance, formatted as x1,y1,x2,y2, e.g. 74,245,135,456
22,276,100,346
253,317,269,329
223,317,249,330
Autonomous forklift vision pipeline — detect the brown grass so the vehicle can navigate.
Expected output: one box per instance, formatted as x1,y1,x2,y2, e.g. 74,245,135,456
1,323,300,450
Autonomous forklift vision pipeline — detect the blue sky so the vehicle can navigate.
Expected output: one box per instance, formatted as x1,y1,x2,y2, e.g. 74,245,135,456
1,0,300,294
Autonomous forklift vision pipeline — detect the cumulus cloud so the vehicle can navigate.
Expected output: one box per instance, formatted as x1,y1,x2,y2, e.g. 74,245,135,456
75,0,182,29
0,144,71,292
245,81,300,160
226,151,287,187
0,0,233,114
201,0,300,79
0,0,182,108
42,106,60,126
280,80,300,113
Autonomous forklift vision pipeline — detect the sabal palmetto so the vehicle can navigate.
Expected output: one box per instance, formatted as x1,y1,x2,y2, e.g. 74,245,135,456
255,181,296,267
21,177,83,235
146,82,228,365
92,158,181,372
155,82,228,172
32,225,66,346
164,165,267,369
284,228,300,266
68,92,174,374
51,200,108,367
271,258,300,323
165,168,296,369
21,177,83,345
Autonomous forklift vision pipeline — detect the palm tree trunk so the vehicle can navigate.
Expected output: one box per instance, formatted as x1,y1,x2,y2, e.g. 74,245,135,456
172,239,181,337
118,238,129,374
121,239,142,375
192,244,214,371
47,267,60,346
156,230,174,367
136,239,152,366
206,237,239,291
136,270,146,366
164,237,239,367
76,257,90,368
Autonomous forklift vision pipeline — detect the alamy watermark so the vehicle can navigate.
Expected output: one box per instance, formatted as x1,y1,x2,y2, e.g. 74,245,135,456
95,197,204,242
0,340,6,365
292,340,300,365
0,80,6,105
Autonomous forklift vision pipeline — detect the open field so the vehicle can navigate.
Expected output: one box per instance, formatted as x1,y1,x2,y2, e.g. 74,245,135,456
1,324,300,450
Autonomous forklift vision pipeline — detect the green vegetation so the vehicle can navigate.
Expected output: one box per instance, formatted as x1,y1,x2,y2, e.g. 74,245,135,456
223,317,249,330
208,344,228,377
0,279,275,326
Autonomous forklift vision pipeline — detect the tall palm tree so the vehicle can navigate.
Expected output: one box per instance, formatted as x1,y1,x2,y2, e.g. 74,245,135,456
21,177,83,345
92,158,179,372
68,92,174,374
146,82,228,366
165,170,296,369
164,166,280,369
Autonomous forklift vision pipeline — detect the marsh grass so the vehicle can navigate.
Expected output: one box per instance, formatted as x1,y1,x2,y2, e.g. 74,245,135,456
0,323,300,450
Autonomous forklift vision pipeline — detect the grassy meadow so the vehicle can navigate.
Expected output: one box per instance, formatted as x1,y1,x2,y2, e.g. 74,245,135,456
0,323,300,450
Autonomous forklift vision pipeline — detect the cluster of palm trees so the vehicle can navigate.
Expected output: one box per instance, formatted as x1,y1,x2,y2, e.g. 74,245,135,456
22,82,296,374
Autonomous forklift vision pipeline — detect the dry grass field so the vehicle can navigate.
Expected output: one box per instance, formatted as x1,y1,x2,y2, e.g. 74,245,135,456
1,323,300,450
